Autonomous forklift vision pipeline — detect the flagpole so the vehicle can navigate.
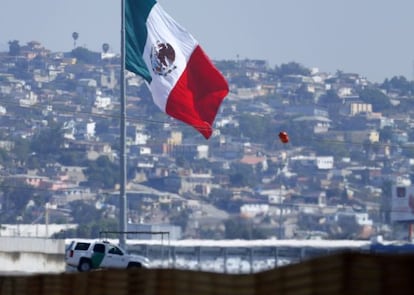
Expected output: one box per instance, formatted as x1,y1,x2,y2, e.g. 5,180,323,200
119,0,127,250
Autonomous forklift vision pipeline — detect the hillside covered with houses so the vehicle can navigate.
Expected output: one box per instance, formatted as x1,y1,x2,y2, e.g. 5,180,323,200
1,40,414,241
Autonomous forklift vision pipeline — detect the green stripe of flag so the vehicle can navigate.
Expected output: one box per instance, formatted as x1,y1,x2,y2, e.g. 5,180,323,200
125,0,156,82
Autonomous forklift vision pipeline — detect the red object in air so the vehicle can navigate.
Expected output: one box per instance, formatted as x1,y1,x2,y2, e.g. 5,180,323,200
279,131,289,143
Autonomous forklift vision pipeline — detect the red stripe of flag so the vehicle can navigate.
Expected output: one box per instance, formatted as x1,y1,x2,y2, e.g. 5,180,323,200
166,46,229,139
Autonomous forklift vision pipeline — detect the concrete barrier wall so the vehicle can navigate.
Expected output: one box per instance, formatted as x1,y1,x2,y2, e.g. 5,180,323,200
0,237,65,254
0,237,66,274
0,252,65,273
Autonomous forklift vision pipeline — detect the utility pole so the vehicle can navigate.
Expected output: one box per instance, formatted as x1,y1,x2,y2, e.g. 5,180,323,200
119,0,127,250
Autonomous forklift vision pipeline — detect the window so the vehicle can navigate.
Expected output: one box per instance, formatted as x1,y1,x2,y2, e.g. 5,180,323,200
108,246,123,256
74,242,90,251
93,244,106,253
397,187,406,198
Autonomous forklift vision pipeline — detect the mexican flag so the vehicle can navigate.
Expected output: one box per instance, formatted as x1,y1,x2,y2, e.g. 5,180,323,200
125,0,229,139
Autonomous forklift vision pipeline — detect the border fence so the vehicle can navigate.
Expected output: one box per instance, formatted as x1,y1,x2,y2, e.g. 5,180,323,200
2,252,414,295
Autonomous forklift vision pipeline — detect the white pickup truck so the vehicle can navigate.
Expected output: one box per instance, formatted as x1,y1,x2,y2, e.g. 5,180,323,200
65,240,150,272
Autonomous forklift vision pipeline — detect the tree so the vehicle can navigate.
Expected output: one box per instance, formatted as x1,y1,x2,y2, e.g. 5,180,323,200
95,120,111,135
71,47,100,64
275,62,311,77
237,113,275,145
28,124,65,166
210,188,233,211
72,32,79,48
102,43,110,53
0,180,42,223
31,124,65,155
380,180,392,224
229,74,256,88
318,89,340,105
358,88,392,111
169,208,191,231
331,215,361,239
381,76,414,96
295,84,315,102
402,146,414,158
58,150,87,166
12,137,31,164
312,139,349,158
0,148,11,166
69,200,102,224
8,40,21,56
278,120,314,148
83,156,119,189
52,200,119,239
224,217,267,239
379,126,393,142
229,163,256,187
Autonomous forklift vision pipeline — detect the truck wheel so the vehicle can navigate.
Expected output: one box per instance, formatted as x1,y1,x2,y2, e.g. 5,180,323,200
127,262,142,269
78,259,92,272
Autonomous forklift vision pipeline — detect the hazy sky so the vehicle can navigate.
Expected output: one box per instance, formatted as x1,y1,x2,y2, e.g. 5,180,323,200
1,0,414,82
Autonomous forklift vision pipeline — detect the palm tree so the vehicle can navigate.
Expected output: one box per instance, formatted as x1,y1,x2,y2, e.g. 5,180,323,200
72,32,79,48
102,43,110,53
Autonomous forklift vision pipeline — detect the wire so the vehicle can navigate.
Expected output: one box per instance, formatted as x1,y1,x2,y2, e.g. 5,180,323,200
2,96,414,152
0,95,214,132
0,178,406,215
0,97,174,126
